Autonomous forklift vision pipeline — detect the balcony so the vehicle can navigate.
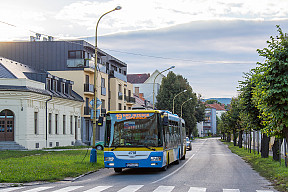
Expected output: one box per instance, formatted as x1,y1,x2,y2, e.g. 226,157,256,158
84,84,94,93
118,92,123,100
101,87,106,96
125,96,136,103
67,59,90,68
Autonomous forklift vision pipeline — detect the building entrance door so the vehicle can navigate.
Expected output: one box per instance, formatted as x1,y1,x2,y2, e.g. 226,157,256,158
0,109,14,141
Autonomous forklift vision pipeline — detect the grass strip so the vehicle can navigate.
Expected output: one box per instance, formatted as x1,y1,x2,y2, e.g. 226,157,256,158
223,141,288,192
0,149,104,183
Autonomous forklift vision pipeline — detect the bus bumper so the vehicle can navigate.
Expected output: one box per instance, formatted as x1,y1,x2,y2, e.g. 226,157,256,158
104,151,165,168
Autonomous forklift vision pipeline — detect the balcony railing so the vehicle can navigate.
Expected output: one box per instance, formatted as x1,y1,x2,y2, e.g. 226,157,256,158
84,84,94,93
125,96,136,103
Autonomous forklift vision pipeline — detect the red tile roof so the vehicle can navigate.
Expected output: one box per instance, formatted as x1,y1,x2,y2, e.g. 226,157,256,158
127,73,150,84
206,103,226,111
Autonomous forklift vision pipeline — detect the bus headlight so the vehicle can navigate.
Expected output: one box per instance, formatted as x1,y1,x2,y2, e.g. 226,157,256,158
151,157,161,161
105,157,114,161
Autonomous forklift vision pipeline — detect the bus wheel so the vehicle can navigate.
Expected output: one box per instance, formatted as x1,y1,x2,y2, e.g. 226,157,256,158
181,155,185,160
161,165,167,171
114,168,122,173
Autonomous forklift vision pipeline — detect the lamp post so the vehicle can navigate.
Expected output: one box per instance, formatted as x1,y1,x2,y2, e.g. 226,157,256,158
93,6,121,147
172,90,187,114
181,97,193,118
152,66,175,109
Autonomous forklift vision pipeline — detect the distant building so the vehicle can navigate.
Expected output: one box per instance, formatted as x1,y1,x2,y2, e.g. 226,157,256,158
0,57,83,149
203,107,217,136
206,103,226,118
127,70,165,106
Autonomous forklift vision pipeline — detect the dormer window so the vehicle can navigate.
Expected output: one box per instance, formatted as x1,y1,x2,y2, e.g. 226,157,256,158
46,78,52,90
61,83,65,94
53,80,57,91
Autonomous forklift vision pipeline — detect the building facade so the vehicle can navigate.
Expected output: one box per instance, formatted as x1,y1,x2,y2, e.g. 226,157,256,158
0,57,83,149
0,40,134,144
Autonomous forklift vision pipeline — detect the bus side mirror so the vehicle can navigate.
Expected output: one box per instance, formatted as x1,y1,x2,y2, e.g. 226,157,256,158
163,116,168,126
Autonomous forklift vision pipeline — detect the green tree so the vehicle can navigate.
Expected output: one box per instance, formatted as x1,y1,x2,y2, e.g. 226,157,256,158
238,72,269,156
253,25,288,144
156,71,201,137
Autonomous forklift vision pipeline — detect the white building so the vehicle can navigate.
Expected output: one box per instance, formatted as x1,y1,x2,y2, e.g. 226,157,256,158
0,57,83,150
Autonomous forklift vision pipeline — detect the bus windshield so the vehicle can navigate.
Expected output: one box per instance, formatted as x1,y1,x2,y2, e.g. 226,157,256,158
105,113,163,147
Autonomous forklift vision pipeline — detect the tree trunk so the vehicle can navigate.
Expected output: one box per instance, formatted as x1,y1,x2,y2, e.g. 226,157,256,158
272,138,283,161
261,133,270,158
238,130,243,148
233,130,237,146
227,133,231,142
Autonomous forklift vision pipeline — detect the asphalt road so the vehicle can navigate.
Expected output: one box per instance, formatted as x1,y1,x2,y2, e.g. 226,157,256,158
0,138,277,192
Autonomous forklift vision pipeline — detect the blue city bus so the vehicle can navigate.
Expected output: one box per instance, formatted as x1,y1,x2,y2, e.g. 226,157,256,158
104,110,186,172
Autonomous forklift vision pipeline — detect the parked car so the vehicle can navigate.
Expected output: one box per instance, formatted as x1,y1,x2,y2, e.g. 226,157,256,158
186,137,192,151
95,141,104,150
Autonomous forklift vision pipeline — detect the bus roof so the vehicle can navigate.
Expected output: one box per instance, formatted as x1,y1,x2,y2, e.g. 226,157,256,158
107,110,162,114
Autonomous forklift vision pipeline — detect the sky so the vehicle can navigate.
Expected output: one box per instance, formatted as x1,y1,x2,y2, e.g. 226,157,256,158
1,0,288,98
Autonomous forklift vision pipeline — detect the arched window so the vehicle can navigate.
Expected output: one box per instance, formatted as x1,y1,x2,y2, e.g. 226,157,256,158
0,109,14,141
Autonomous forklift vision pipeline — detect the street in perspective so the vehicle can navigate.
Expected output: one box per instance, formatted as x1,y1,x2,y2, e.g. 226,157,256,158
0,138,277,192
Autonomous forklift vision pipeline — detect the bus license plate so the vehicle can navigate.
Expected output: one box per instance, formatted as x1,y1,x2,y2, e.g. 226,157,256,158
127,163,138,167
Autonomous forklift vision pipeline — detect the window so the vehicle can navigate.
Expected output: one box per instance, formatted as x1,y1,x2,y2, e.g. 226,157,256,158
68,50,83,59
55,114,58,134
101,78,105,88
46,78,51,90
63,115,66,135
85,75,89,84
61,83,65,93
118,103,122,110
34,112,38,135
70,115,73,134
48,113,52,134
118,84,121,92
53,80,57,91
68,84,72,95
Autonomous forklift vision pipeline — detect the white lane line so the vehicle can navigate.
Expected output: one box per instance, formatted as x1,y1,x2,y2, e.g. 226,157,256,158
188,187,207,192
52,186,83,192
153,185,175,192
152,139,207,184
223,189,240,192
83,186,112,192
256,191,274,192
0,188,24,192
117,185,143,192
22,187,54,192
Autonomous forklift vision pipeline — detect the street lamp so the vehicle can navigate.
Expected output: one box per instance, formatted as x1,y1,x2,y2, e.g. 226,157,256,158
181,97,193,118
172,89,187,114
93,6,121,147
152,66,175,109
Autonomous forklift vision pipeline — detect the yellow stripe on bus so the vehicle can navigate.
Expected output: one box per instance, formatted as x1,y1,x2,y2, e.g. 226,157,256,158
107,110,161,114
104,147,164,151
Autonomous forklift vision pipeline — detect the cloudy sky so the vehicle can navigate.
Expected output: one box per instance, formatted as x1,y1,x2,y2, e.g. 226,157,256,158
1,0,288,98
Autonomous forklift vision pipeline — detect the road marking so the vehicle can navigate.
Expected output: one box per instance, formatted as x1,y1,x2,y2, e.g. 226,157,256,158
223,189,240,192
23,187,54,192
0,188,24,192
152,139,207,184
256,191,274,192
52,186,83,192
153,185,175,192
188,187,207,192
83,186,112,192
117,185,143,192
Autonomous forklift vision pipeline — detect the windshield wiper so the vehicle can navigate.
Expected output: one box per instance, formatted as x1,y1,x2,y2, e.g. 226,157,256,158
139,145,156,151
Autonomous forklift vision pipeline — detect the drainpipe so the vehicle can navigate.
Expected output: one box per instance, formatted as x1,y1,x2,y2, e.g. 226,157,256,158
45,95,53,148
